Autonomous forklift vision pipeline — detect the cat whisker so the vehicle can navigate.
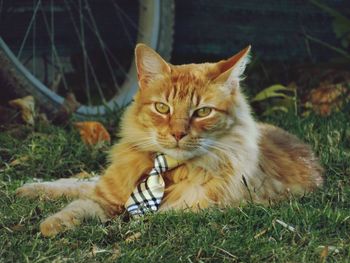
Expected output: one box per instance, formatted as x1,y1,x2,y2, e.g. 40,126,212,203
112,138,159,156
130,140,158,149
200,146,220,159
197,145,229,166
202,142,231,158
206,139,236,152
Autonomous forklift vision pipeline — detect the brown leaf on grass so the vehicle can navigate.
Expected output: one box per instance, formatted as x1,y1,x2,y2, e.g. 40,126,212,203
316,245,340,255
10,224,25,232
89,244,121,260
320,245,329,261
308,82,350,116
90,244,108,257
9,96,36,125
125,232,141,243
74,121,111,146
109,243,122,260
0,155,30,171
9,155,30,167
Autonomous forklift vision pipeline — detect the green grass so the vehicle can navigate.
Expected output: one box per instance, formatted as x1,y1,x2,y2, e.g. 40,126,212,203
0,112,349,262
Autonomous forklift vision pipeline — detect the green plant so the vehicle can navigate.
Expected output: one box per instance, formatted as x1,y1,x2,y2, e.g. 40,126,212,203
251,84,297,116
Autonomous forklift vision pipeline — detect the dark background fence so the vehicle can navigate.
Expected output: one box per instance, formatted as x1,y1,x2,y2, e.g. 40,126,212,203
1,0,348,64
172,0,349,64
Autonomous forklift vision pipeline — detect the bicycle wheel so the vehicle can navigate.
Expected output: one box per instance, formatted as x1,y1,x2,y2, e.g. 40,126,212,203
0,0,174,118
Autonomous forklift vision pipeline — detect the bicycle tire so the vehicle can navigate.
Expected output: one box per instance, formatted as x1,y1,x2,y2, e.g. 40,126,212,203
0,0,174,118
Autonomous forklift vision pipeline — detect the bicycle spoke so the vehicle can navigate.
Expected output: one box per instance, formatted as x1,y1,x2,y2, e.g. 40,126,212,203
78,0,92,106
32,0,36,76
39,2,69,91
22,54,34,67
50,0,55,89
112,1,136,47
110,0,141,33
67,0,129,77
0,0,173,114
17,0,41,60
83,0,120,92
63,0,106,104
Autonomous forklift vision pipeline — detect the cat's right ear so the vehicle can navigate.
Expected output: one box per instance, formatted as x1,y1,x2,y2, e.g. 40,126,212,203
135,44,171,87
211,46,251,94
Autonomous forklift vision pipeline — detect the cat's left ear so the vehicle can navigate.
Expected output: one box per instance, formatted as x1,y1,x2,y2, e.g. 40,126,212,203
212,46,251,92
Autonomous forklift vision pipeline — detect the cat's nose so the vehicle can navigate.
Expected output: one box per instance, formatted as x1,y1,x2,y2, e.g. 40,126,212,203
172,132,187,141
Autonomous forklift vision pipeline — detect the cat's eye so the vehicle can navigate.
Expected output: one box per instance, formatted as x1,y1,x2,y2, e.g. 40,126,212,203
194,107,212,118
155,102,170,114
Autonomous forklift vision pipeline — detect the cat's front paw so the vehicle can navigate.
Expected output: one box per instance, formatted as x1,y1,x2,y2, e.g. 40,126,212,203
40,215,79,237
40,216,64,237
15,183,43,198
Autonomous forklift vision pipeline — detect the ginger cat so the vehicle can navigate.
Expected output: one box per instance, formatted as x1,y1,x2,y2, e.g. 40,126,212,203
16,44,323,237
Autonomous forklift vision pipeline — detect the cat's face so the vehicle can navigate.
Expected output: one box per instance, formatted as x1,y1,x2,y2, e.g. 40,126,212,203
130,44,250,160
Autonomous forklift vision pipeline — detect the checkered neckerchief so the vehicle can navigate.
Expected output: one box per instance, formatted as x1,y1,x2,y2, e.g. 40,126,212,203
125,153,181,216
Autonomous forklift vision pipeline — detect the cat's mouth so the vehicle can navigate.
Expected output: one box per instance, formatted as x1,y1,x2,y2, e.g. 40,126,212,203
159,140,195,151
160,147,196,161
154,134,207,160
157,140,203,161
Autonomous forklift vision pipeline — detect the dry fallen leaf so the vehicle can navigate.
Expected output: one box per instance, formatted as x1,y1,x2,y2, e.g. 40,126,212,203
308,82,350,116
88,244,121,260
90,244,108,257
74,121,111,146
10,224,25,232
9,155,30,167
109,243,122,261
320,245,329,261
125,232,141,243
9,96,36,125
316,245,340,255
317,245,340,262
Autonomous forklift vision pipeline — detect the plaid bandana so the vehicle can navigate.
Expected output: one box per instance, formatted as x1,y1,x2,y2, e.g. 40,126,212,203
125,153,181,216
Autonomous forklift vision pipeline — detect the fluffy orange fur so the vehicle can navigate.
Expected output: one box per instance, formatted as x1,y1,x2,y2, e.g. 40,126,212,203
16,44,323,237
